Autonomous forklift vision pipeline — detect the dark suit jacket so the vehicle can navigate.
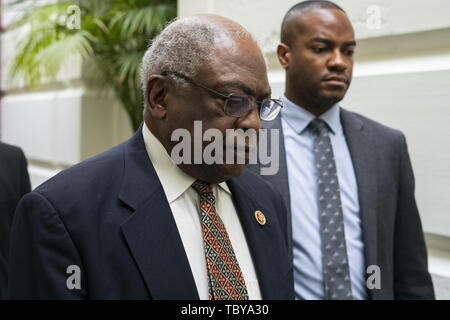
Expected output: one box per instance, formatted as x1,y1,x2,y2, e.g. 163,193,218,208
249,108,435,300
8,125,294,299
0,142,31,299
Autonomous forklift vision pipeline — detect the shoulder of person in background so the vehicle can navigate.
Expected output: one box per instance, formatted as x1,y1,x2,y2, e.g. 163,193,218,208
0,142,31,197
0,141,31,299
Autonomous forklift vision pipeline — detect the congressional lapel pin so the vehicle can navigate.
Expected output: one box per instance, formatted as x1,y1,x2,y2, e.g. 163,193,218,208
255,210,266,226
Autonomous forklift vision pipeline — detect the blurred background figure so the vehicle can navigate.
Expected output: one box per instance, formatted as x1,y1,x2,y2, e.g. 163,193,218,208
0,142,30,298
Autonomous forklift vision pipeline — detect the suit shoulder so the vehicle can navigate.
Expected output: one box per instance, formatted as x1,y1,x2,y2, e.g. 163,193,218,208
344,109,405,142
0,142,26,162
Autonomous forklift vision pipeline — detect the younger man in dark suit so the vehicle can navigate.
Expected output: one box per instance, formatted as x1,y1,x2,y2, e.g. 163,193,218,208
251,0,434,299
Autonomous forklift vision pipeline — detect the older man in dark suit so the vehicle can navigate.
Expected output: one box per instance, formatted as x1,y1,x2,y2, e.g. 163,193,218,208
250,1,434,299
0,142,31,298
9,14,293,299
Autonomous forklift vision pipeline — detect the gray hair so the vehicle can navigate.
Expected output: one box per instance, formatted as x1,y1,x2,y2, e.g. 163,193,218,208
141,16,255,110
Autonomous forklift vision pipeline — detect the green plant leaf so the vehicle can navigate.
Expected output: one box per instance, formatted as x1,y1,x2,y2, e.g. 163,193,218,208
5,0,177,131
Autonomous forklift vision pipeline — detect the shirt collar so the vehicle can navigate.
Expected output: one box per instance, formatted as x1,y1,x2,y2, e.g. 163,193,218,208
280,93,341,135
142,123,231,203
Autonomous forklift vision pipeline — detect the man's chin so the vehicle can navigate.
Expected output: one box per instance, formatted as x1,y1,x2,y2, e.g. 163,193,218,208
178,163,247,184
321,87,348,101
315,92,345,108
214,163,247,180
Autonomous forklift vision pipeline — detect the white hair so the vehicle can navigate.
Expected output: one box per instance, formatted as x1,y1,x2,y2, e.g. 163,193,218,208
141,16,256,110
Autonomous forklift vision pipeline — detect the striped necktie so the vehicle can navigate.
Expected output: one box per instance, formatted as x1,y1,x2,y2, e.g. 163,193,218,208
192,180,249,300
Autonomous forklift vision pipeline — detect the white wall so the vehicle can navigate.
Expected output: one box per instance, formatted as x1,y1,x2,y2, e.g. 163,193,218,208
178,0,450,299
1,87,133,186
1,5,134,189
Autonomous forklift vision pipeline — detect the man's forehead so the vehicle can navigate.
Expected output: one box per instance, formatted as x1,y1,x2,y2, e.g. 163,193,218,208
293,8,354,39
202,67,271,97
198,40,270,95
213,74,271,97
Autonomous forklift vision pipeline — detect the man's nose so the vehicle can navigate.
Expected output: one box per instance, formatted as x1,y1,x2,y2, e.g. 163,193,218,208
237,105,261,131
328,49,347,71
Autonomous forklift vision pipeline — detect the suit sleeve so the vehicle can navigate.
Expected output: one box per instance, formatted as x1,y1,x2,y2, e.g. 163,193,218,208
9,191,87,299
393,133,435,299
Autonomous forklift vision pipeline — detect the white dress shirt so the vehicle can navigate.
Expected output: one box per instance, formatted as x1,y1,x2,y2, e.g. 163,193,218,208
142,123,262,299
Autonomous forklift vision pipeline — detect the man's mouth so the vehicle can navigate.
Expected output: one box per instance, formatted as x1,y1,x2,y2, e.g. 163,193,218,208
323,74,348,86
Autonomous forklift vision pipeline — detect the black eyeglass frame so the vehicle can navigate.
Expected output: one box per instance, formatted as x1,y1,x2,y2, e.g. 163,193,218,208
161,70,282,119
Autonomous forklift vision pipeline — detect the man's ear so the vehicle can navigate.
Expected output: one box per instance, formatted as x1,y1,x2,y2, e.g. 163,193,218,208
277,43,291,70
146,75,170,120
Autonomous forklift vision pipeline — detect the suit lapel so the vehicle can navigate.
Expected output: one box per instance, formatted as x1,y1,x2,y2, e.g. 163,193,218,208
261,117,291,213
261,116,293,261
227,176,288,300
118,127,199,299
341,109,378,299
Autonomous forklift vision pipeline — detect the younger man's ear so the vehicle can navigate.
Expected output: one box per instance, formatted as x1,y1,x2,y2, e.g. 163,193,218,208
277,43,291,70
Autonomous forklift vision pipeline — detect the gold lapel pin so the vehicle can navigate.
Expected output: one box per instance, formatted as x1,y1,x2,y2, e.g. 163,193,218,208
255,210,266,226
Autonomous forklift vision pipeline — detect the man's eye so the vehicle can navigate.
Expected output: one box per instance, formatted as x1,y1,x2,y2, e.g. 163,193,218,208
313,47,326,53
346,49,355,56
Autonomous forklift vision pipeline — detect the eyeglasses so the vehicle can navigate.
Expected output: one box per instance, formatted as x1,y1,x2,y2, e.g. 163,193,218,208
161,71,282,121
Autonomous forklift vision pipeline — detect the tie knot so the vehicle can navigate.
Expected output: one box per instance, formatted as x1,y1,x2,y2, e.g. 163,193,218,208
192,180,213,195
309,118,328,134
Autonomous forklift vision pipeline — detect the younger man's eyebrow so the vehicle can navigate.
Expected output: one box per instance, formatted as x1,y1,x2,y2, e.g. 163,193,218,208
310,37,356,47
343,41,357,47
310,37,333,44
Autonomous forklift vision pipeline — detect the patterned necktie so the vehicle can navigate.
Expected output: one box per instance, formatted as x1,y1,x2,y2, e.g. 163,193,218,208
191,180,249,300
310,118,353,300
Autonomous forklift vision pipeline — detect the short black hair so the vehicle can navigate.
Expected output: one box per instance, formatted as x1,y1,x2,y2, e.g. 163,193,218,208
281,1,346,45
